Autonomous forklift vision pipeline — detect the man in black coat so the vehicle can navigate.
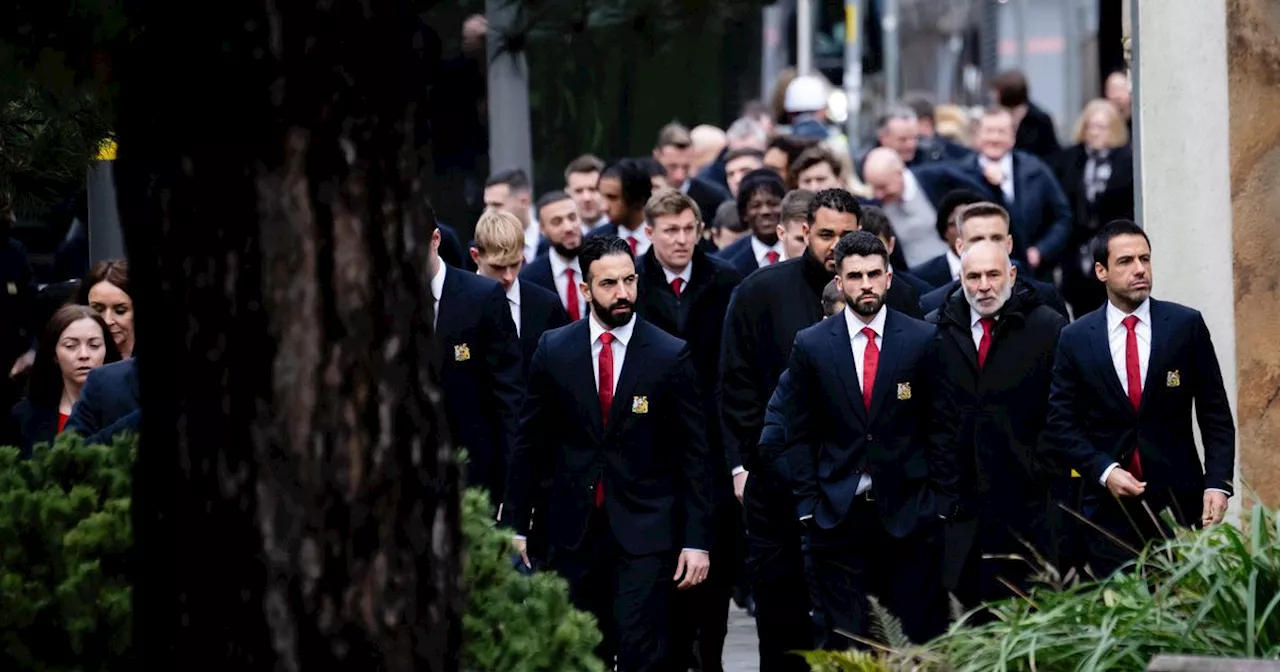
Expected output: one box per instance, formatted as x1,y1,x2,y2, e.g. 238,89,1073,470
1046,221,1235,578
653,122,733,223
504,236,714,671
926,241,1067,607
65,357,141,445
920,202,1068,319
430,219,524,507
634,190,741,671
720,189,919,671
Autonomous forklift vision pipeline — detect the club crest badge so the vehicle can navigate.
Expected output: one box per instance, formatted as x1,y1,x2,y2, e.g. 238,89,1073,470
454,344,471,362
632,396,649,414
1167,370,1181,388
897,382,912,401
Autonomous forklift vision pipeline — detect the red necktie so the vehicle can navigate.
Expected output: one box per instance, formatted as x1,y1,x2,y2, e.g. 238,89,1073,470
671,277,683,299
595,332,615,507
626,236,638,256
765,250,780,265
564,269,580,321
861,327,878,411
977,317,995,369
1123,315,1144,478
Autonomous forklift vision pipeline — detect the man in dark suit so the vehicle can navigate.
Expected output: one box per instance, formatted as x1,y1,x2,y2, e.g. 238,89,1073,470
483,168,543,264
990,70,1061,160
653,122,733,222
588,158,653,257
927,241,1068,607
910,190,987,290
634,189,742,672
784,231,954,646
1046,220,1235,578
431,217,524,506
521,191,587,321
65,357,141,444
717,170,787,278
504,235,714,671
920,202,1068,319
720,189,919,671
958,108,1071,278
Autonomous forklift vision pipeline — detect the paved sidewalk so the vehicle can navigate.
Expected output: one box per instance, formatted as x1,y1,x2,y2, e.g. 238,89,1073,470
722,606,760,672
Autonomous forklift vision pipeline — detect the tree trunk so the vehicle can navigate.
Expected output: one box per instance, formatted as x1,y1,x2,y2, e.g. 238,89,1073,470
114,1,460,669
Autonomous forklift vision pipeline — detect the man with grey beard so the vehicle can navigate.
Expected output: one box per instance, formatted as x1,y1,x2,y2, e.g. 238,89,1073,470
926,240,1068,610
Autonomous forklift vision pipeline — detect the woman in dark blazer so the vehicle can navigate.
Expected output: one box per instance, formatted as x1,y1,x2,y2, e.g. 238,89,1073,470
1051,99,1135,317
10,304,121,455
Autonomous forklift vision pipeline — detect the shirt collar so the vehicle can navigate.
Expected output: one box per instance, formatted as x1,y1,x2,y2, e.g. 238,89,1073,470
1106,297,1152,332
978,152,1014,175
588,313,636,347
750,235,783,261
901,168,920,202
431,262,448,300
549,250,581,277
506,278,521,305
946,249,962,278
661,260,693,286
524,221,540,248
970,307,997,329
844,304,888,340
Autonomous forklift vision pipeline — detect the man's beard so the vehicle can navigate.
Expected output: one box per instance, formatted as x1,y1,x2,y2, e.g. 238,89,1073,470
590,296,634,329
963,279,1014,317
846,289,885,316
553,241,580,259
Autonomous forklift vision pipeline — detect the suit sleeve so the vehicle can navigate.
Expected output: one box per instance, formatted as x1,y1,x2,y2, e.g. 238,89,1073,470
719,287,762,472
64,369,106,438
501,334,551,534
1045,336,1116,483
1191,313,1236,494
672,346,715,551
781,335,821,520
1031,168,1073,265
483,284,525,501
547,298,571,331
923,334,962,515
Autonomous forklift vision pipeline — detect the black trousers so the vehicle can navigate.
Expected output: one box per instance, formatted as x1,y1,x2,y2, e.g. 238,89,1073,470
549,508,677,672
946,491,1056,609
743,471,814,672
1083,486,1203,578
806,497,943,650
672,500,739,671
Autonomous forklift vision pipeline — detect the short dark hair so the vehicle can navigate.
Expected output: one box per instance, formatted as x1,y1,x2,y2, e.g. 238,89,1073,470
485,168,531,193
857,206,895,242
955,202,1010,236
806,188,862,225
601,158,653,210
736,169,786,221
637,156,666,177
724,147,766,165
935,189,986,238
1091,219,1150,268
535,190,572,217
564,154,605,182
821,278,844,316
901,93,935,123
712,200,746,233
656,122,692,150
789,146,842,181
990,70,1030,108
833,231,889,270
577,235,634,283
780,189,814,223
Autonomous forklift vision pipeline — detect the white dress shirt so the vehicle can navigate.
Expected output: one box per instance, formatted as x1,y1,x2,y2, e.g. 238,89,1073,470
978,153,1016,202
843,305,887,497
946,250,962,281
523,222,541,264
549,251,586,319
505,278,522,337
581,215,610,236
750,235,785,267
617,224,652,257
661,261,693,290
431,263,447,329
970,311,996,351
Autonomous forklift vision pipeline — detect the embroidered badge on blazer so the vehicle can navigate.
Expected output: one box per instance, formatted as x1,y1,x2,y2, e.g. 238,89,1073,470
1167,370,1181,388
632,396,649,414
454,344,471,362
897,382,912,401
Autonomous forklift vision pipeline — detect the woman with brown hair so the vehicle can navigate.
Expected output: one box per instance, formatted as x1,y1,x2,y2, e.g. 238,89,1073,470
75,259,135,359
10,304,122,455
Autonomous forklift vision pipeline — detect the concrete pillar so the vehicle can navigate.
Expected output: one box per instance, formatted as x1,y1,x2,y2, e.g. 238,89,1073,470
1131,1,1247,507
485,0,533,181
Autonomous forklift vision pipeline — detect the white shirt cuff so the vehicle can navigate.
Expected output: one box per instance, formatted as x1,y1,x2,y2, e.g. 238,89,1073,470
799,514,813,521
681,548,708,554
731,466,746,476
1205,488,1231,496
1099,462,1120,486
513,535,527,541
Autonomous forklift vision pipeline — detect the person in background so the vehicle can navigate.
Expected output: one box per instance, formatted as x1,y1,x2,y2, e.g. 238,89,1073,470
790,146,845,193
1,192,38,446
639,156,669,194
522,191,588,321
763,135,817,189
776,190,814,261
653,123,732,223
820,278,844,317
724,148,766,198
565,154,609,234
709,201,750,252
1104,70,1133,133
861,148,983,270
591,158,654,257
782,75,830,140
75,260,135,360
1051,100,1135,317
691,124,728,177
989,70,1060,160
741,99,775,137
910,189,987,289
855,206,932,300
902,93,974,163
872,106,922,166
11,305,121,455
933,104,972,146
699,117,771,193
484,168,542,263
717,170,786,279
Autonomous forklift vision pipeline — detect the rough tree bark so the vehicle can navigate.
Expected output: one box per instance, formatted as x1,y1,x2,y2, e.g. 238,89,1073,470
113,0,460,669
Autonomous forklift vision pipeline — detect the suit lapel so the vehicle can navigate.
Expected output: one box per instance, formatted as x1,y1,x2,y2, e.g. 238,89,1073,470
1011,154,1030,224
828,315,868,425
607,321,649,434
436,267,462,341
868,312,904,421
1139,299,1170,415
1088,311,1133,414
569,323,605,439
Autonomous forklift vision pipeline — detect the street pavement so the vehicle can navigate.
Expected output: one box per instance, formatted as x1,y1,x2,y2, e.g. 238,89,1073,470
722,606,760,672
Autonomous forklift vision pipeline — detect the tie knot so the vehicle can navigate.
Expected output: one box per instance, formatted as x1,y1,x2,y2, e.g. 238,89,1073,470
861,326,877,340
980,317,996,335
1122,315,1139,331
600,332,614,346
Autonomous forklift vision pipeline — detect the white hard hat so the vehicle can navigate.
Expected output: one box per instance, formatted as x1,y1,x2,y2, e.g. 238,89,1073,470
785,75,827,113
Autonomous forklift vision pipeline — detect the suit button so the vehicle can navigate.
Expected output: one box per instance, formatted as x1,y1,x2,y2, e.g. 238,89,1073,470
866,434,873,442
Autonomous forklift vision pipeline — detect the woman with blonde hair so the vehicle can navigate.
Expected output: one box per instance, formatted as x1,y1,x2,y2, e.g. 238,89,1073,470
1051,99,1135,315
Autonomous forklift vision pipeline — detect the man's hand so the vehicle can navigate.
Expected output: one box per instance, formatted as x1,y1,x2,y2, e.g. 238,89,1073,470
9,349,34,379
1026,247,1042,269
983,163,1004,187
733,470,749,504
1202,491,1228,527
512,536,531,568
674,550,710,590
462,14,488,55
1105,467,1146,498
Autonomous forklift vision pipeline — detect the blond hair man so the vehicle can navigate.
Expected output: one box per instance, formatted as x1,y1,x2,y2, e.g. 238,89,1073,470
470,211,570,355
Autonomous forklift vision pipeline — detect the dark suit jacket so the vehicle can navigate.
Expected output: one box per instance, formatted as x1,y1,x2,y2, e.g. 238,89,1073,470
893,268,933,297
10,399,58,457
958,151,1073,268
784,309,955,537
1050,144,1136,246
1015,103,1061,159
887,276,924,320
517,281,570,379
438,222,468,270
685,177,732,226
520,253,556,296
716,234,767,279
911,254,953,289
65,358,141,445
436,266,524,500
503,318,715,556
1046,299,1235,496
921,276,1068,321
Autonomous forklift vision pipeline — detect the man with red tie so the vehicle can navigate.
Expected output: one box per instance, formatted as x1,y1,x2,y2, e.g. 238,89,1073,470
716,169,787,278
504,235,715,671
589,158,654,257
1046,220,1235,577
782,231,955,648
520,191,587,320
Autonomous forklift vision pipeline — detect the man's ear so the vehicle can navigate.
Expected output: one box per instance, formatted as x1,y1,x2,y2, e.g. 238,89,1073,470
1009,264,1018,283
469,247,482,265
